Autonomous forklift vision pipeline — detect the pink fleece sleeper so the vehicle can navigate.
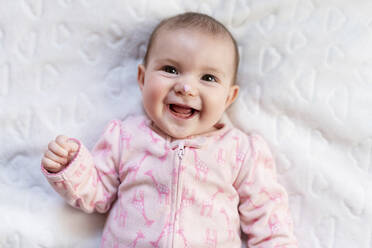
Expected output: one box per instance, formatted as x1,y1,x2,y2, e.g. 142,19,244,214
42,114,298,248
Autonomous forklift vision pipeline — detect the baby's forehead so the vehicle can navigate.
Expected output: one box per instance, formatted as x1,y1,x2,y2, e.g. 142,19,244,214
156,25,232,42
152,27,234,59
151,26,235,58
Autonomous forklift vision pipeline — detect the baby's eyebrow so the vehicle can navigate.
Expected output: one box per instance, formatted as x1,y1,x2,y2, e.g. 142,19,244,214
202,66,225,78
155,58,180,67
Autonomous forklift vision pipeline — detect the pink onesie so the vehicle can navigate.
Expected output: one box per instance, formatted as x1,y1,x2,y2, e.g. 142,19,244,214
42,114,298,248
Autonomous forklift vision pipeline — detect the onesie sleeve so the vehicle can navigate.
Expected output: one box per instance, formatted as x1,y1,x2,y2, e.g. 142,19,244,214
234,134,298,248
42,120,123,214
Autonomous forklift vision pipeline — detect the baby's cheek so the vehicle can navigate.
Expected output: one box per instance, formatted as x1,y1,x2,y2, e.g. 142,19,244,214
147,78,167,97
143,82,167,114
206,94,226,114
143,84,158,101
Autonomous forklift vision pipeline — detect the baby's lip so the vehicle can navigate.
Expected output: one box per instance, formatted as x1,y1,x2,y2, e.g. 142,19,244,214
167,102,201,112
167,103,199,120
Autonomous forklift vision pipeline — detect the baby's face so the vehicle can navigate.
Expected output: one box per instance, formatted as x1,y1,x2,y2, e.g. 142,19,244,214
137,28,239,139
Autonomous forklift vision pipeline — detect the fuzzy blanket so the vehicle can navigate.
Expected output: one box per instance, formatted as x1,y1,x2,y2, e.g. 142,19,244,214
1,0,371,247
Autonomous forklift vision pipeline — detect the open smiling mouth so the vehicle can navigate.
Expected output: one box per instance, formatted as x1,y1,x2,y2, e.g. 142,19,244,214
168,104,199,119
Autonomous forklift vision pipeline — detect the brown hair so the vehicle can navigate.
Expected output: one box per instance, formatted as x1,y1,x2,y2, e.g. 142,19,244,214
143,12,239,84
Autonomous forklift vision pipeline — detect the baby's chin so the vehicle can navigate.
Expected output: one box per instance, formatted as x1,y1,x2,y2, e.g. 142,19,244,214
162,123,217,140
162,125,196,140
151,121,197,140
148,113,217,140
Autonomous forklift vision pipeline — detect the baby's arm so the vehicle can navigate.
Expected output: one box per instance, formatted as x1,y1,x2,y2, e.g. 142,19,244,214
235,134,298,248
41,120,123,214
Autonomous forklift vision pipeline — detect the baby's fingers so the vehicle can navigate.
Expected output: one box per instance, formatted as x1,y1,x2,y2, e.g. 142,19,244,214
67,139,79,153
55,135,78,155
42,157,64,173
48,140,68,158
55,135,71,152
44,149,68,165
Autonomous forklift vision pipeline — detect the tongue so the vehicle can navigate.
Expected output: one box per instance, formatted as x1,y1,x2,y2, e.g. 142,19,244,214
171,105,192,114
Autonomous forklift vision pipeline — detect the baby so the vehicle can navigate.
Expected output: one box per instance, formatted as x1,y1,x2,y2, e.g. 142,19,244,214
41,12,298,248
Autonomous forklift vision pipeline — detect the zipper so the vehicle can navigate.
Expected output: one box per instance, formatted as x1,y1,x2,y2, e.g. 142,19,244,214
177,142,185,161
171,141,185,247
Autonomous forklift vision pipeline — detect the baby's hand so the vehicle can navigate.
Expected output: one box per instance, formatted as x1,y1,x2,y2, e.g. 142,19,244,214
42,135,79,173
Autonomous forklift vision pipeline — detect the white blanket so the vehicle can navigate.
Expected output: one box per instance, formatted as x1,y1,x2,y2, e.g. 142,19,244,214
1,0,371,247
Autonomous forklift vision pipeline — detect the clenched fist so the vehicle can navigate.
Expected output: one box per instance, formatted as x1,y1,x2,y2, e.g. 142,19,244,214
42,135,79,173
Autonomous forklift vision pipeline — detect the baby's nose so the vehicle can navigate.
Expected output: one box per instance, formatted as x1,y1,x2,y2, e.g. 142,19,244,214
174,81,197,96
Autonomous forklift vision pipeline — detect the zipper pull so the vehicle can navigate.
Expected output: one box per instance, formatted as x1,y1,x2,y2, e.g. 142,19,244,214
177,142,185,161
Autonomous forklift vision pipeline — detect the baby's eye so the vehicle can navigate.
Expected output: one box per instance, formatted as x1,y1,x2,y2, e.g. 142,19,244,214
201,74,217,82
162,65,178,74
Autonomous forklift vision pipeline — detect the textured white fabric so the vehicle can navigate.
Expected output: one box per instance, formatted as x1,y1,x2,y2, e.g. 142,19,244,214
0,1,371,247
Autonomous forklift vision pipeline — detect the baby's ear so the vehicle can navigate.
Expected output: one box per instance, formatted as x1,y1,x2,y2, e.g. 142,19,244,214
225,84,240,108
137,64,146,91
